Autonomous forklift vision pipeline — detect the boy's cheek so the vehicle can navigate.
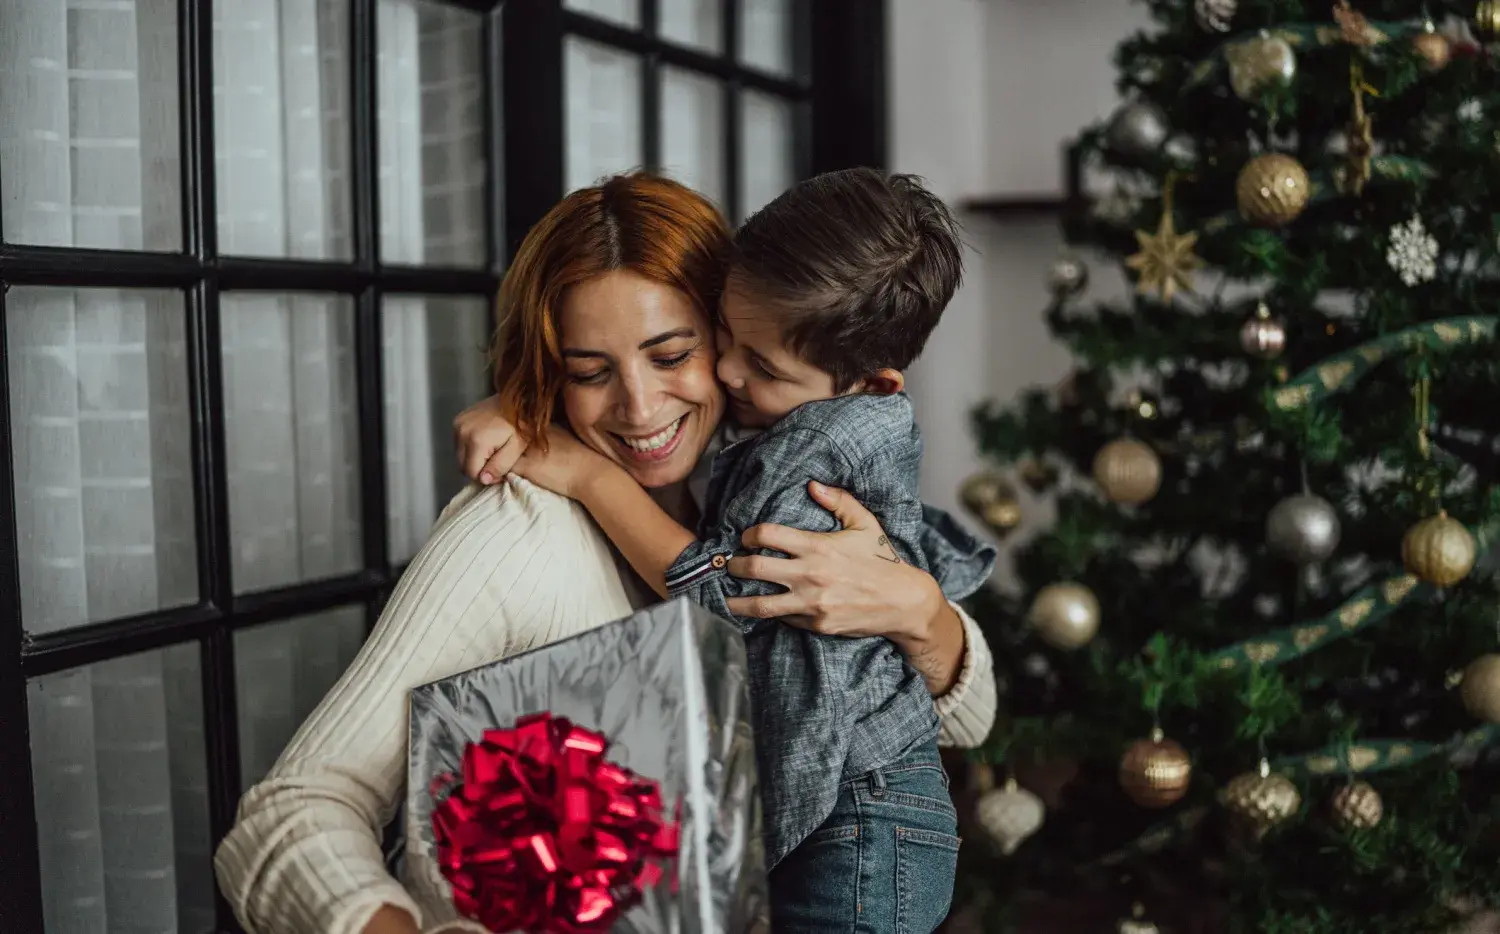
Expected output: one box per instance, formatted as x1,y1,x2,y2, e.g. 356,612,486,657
729,395,777,428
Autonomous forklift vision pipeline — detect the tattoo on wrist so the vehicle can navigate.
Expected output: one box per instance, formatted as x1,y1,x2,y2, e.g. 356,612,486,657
875,533,902,564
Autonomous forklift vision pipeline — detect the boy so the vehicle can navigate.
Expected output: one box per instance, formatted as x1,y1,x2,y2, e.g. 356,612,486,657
513,168,993,931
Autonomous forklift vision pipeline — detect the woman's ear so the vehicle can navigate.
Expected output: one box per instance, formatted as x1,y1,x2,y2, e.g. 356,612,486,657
856,368,905,396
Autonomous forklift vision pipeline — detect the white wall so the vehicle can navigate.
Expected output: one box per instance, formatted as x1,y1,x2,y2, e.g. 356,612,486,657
889,0,1149,589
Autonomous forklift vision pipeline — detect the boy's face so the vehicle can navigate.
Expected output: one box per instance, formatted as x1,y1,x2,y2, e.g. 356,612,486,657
715,284,839,428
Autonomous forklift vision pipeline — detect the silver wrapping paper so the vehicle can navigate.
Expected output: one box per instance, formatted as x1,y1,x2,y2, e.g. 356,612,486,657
406,598,769,933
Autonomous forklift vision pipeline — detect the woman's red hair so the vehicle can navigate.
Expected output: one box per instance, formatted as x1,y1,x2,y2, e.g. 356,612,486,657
491,173,731,448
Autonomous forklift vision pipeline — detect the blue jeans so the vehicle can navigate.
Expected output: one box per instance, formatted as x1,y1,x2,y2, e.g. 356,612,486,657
767,743,960,933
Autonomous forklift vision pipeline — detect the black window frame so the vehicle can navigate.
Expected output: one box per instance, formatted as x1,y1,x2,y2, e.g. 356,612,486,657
0,1,886,931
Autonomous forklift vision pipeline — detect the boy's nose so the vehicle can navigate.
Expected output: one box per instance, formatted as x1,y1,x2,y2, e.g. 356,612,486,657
716,352,745,389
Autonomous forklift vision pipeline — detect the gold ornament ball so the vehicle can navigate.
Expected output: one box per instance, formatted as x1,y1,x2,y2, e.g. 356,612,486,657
975,775,1046,855
1402,511,1476,588
1225,31,1297,101
1092,438,1162,505
960,472,1022,536
1028,582,1101,650
1460,654,1500,723
1219,760,1301,838
1236,153,1311,227
1119,728,1193,808
1239,302,1287,359
1331,781,1383,831
1412,29,1452,71
1477,0,1500,42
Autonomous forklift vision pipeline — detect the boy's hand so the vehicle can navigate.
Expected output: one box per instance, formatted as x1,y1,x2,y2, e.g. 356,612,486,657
512,431,612,501
452,394,528,485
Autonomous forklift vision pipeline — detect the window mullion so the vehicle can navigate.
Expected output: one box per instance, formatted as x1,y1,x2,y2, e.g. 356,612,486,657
724,0,742,223
0,283,46,934
350,0,390,577
641,0,661,172
501,0,566,258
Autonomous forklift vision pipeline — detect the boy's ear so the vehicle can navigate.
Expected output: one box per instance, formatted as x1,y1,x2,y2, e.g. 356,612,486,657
857,369,904,395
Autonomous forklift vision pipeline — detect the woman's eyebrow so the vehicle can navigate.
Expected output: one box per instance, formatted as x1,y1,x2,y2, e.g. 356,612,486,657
638,327,697,350
563,327,697,358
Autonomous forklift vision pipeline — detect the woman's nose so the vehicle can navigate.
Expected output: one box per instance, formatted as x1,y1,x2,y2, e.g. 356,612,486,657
615,369,663,426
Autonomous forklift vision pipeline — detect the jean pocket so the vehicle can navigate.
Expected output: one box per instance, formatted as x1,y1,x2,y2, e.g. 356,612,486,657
770,824,861,931
894,827,960,934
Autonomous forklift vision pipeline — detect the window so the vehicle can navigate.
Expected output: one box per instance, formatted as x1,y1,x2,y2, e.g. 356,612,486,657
0,1,883,931
560,0,806,222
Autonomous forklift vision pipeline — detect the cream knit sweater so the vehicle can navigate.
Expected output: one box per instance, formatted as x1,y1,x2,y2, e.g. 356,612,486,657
214,478,998,934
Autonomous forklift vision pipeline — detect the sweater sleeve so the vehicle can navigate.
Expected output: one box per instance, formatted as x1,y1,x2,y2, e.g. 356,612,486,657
934,600,997,749
213,479,634,934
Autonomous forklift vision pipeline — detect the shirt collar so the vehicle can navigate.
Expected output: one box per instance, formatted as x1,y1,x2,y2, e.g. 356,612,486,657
688,421,761,509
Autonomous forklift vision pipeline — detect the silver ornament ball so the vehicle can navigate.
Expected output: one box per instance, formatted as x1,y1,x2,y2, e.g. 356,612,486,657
1239,302,1287,359
1106,101,1170,160
1047,252,1089,298
1266,494,1342,564
1163,135,1198,167
1195,0,1237,33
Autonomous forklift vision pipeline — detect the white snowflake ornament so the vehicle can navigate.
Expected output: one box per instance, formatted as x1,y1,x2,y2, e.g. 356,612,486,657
1459,99,1484,122
1386,215,1438,286
1118,904,1160,934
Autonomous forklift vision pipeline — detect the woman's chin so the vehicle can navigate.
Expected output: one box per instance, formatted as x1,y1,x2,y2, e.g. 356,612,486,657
620,449,697,488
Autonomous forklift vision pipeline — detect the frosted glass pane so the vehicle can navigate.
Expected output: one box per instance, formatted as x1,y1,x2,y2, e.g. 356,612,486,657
565,0,640,29
0,0,182,250
6,287,198,635
382,295,493,565
660,68,725,209
235,606,368,787
213,0,353,260
29,643,214,934
660,0,721,54
221,293,362,594
739,0,795,78
378,0,488,267
738,91,795,222
565,37,643,192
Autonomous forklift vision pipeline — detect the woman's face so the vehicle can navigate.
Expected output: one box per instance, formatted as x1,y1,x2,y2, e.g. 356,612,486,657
558,270,725,488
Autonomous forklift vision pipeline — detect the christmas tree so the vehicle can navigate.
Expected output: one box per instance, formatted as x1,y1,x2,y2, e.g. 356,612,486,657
954,3,1500,932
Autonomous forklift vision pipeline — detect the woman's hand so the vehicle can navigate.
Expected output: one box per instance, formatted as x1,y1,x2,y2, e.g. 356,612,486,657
360,906,420,934
452,394,527,485
724,481,966,694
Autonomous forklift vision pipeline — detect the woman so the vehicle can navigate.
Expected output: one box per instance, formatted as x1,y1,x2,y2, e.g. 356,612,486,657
214,174,996,934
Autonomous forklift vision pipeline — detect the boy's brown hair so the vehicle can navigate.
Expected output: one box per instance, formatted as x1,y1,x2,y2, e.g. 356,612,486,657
727,167,964,392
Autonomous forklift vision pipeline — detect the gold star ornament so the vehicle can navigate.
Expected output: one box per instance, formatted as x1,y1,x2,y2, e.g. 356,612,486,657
1125,205,1203,303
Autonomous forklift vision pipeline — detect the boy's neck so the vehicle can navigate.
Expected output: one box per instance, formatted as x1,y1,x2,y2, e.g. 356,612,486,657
648,480,699,528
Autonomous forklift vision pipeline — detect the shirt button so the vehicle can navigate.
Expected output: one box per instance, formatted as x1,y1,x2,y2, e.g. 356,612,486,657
711,554,728,569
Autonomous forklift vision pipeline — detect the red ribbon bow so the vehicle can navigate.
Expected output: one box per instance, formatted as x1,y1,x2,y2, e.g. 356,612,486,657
431,712,680,933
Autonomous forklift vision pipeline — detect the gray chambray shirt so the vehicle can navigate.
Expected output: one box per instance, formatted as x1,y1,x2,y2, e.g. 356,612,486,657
663,391,995,869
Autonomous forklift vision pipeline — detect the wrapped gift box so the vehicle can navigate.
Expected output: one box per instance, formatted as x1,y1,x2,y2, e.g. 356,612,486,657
406,598,769,933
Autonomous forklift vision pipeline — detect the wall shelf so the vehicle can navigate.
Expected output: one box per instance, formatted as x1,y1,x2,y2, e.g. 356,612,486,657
960,194,1089,219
